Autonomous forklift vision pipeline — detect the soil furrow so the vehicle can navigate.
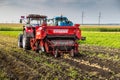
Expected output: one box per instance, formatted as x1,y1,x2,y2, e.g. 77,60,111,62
0,35,120,79
0,51,40,80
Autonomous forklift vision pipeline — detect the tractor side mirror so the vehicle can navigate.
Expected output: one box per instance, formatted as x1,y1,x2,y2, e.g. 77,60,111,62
20,16,25,23
20,19,22,23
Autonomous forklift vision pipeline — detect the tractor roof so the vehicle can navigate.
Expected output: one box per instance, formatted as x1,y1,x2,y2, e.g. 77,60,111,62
27,14,47,18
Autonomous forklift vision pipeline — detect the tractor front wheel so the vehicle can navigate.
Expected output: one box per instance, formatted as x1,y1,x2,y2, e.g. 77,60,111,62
22,35,31,50
18,34,23,48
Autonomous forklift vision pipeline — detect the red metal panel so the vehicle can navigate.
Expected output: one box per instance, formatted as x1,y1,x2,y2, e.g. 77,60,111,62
25,27,33,33
36,27,46,39
44,25,81,39
46,26,75,35
35,24,81,40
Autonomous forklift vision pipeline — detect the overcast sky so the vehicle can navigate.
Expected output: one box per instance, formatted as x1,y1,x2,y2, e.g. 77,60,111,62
0,0,120,24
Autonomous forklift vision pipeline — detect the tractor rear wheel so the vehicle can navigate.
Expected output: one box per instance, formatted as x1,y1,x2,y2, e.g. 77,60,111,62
22,35,31,50
18,34,23,48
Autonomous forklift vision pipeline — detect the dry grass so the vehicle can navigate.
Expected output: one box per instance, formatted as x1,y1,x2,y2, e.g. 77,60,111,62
0,23,22,31
81,25,120,28
0,23,23,28
80,25,120,32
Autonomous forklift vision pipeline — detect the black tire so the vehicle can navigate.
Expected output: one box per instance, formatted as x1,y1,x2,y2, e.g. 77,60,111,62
18,34,23,48
22,35,31,50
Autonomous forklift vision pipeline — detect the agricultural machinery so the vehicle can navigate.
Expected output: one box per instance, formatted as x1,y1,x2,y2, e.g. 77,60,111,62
18,14,84,57
48,16,73,26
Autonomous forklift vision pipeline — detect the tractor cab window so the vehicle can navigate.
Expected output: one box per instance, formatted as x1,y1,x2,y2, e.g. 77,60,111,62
47,16,73,26
55,17,73,26
55,17,68,26
27,18,47,27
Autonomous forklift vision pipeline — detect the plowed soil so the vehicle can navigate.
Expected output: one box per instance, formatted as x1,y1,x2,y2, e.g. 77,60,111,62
0,35,120,80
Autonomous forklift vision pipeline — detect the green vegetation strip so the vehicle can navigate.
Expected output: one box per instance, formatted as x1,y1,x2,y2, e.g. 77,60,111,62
81,28,120,32
79,31,120,48
0,31,22,38
0,27,22,31
1,31,120,49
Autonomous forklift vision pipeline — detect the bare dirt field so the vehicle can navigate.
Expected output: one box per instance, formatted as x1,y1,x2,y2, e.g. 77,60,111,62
0,35,120,80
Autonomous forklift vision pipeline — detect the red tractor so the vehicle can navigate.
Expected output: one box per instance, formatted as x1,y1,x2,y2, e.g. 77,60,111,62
18,14,83,57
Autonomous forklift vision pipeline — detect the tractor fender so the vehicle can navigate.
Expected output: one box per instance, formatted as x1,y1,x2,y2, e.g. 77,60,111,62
23,28,34,38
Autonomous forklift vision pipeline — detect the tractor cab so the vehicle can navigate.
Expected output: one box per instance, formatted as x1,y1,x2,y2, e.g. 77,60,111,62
20,14,47,39
48,16,73,26
26,14,47,27
20,14,47,27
